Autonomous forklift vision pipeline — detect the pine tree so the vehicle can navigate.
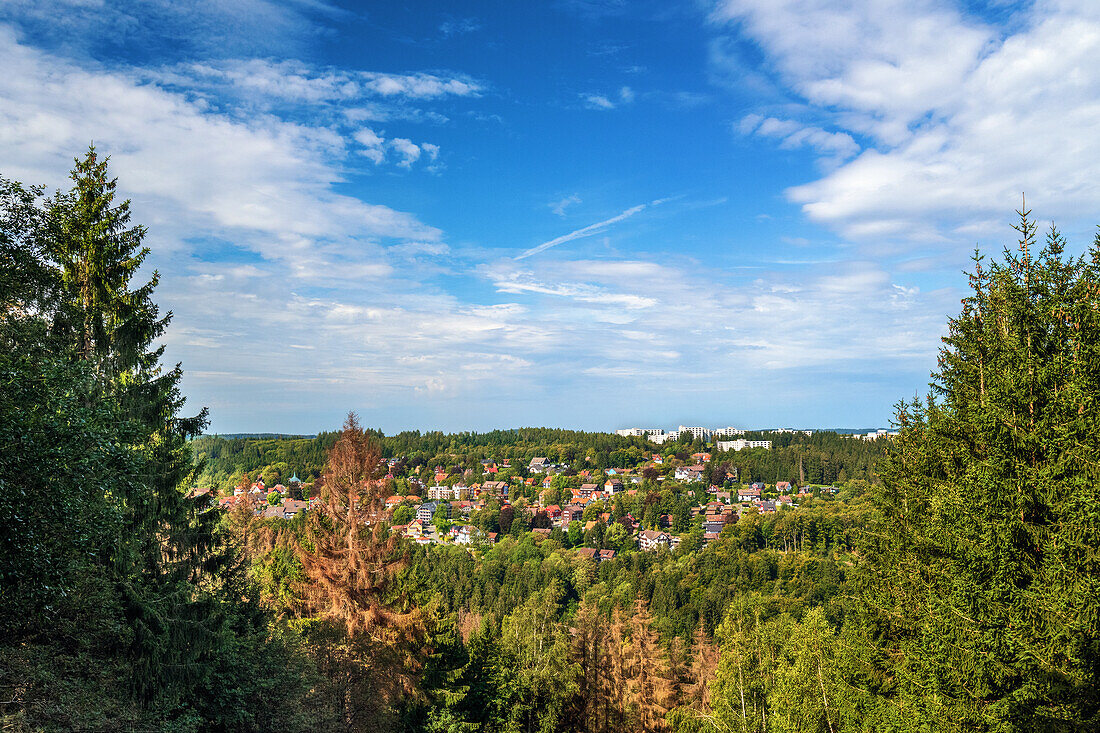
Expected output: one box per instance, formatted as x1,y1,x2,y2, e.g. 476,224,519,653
859,209,1100,730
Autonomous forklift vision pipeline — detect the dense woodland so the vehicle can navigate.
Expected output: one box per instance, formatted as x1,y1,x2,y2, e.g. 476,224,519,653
191,426,885,493
2,152,1099,732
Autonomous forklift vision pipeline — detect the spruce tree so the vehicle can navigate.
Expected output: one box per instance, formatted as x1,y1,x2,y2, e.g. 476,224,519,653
44,147,230,708
859,209,1100,731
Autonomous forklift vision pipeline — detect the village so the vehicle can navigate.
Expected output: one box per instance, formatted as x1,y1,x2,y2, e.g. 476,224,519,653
198,441,843,559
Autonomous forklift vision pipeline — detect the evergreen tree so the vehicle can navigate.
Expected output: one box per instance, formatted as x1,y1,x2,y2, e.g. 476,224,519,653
858,210,1100,730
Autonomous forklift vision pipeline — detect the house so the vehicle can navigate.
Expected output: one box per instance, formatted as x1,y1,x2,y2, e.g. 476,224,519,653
486,532,499,544
428,485,450,501
776,481,792,493
598,549,616,562
417,502,440,522
282,499,308,518
639,529,672,552
454,525,477,545
576,547,598,561
777,495,794,507
541,477,554,489
674,465,705,482
738,488,761,502
756,500,777,514
220,494,258,511
259,505,283,520
544,504,562,519
578,483,597,498
652,454,664,465
385,495,404,509
703,520,725,534
528,457,550,473
481,480,509,498
716,491,731,503
751,482,765,491
406,520,424,538
604,479,623,495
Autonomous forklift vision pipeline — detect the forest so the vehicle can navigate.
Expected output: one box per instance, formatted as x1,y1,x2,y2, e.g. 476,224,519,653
190,425,886,493
2,151,1099,732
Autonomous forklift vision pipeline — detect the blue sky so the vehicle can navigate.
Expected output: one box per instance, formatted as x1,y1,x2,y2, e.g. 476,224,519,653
2,0,1099,434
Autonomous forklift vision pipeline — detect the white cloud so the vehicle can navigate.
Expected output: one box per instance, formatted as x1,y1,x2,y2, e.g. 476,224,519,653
550,194,581,217
582,93,616,110
739,114,859,162
157,59,484,106
713,0,1100,243
581,85,636,110
439,17,481,37
390,138,421,167
0,0,342,59
361,72,482,99
353,127,385,163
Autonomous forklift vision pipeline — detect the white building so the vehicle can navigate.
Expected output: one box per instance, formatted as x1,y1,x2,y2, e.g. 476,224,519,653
717,439,772,452
712,427,745,437
857,429,898,441
678,425,711,441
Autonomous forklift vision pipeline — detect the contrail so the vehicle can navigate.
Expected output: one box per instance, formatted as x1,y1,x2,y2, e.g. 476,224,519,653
515,201,658,260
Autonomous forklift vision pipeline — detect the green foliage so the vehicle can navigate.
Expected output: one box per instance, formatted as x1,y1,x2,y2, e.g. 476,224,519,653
853,214,1100,730
0,151,325,731
394,504,414,525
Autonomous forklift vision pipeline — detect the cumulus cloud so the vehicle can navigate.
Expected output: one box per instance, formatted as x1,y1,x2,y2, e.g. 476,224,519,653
713,0,1100,243
353,127,385,163
390,138,422,167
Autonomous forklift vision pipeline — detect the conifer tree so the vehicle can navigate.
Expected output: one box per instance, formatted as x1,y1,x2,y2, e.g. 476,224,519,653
859,209,1100,730
297,412,425,730
625,598,673,731
34,148,228,707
